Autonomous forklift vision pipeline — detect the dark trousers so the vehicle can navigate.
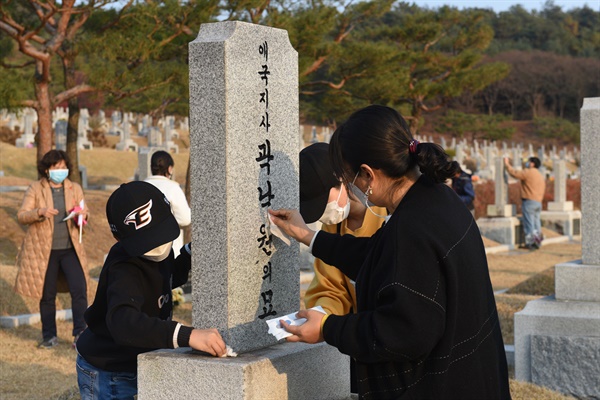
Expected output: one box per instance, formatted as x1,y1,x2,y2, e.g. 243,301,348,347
40,248,87,339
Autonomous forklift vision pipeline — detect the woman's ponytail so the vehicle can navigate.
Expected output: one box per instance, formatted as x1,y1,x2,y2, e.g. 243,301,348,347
415,142,460,183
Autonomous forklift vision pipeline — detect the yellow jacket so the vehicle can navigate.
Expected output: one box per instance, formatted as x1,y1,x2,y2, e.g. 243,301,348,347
304,207,386,315
14,178,90,299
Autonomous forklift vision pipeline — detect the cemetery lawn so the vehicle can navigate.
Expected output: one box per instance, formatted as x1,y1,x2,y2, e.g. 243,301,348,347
0,142,580,399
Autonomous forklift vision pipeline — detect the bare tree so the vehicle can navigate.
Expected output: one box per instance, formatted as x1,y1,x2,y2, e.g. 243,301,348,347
0,0,110,165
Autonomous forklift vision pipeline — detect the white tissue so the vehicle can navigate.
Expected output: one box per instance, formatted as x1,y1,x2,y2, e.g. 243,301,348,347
265,306,326,340
220,345,238,357
267,213,291,246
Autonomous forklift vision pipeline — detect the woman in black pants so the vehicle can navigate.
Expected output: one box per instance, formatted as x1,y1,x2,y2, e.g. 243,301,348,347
15,150,90,349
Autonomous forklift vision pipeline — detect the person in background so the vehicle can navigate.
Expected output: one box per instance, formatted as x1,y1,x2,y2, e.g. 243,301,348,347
145,150,191,257
451,167,475,216
300,142,387,395
270,105,510,399
76,181,226,399
15,149,90,349
504,156,546,250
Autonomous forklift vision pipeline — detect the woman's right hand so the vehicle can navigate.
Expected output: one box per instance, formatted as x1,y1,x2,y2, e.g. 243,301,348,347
189,328,226,357
268,208,315,247
38,207,59,219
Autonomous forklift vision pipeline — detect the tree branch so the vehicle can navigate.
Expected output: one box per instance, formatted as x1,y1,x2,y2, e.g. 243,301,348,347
0,59,35,68
53,84,96,105
112,77,175,102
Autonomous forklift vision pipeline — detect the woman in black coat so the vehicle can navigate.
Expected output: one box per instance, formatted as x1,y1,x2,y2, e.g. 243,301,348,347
270,105,510,399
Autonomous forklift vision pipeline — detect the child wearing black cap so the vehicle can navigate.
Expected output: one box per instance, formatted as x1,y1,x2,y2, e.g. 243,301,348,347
76,181,226,399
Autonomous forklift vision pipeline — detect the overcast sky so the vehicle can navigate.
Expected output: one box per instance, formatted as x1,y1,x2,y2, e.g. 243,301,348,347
411,0,598,12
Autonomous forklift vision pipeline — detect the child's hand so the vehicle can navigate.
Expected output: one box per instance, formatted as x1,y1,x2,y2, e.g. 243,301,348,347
189,328,226,357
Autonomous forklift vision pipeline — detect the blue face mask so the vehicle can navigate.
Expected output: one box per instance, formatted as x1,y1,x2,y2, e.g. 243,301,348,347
49,169,69,184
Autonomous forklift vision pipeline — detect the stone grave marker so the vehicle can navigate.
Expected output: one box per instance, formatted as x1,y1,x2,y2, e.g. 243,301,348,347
55,120,67,151
515,97,600,398
15,110,35,148
137,21,349,400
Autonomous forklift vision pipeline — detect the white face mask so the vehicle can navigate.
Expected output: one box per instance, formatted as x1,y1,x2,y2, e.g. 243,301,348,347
142,242,172,262
349,172,387,219
319,187,350,225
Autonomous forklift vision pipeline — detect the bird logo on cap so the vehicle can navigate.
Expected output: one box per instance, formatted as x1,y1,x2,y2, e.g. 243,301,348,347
123,199,153,230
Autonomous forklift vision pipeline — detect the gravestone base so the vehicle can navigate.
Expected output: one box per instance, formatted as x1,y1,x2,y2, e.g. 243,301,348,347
547,201,573,212
555,261,600,302
138,342,350,400
476,216,520,247
486,204,516,217
540,210,581,240
78,139,93,150
15,134,35,148
514,296,600,398
116,139,139,152
165,140,179,154
78,166,88,190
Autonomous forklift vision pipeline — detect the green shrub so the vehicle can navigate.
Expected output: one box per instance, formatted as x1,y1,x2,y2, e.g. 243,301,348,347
534,117,580,144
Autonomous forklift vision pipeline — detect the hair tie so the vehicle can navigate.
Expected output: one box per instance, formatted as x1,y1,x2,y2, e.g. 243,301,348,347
409,139,419,154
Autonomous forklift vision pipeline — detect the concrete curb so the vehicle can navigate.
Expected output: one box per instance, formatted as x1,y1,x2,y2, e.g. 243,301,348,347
0,308,72,328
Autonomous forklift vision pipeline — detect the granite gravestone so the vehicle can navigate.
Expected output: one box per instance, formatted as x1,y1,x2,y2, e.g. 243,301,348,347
540,159,581,240
15,111,35,148
188,21,300,354
77,108,93,150
477,157,519,247
55,120,67,151
137,21,349,400
515,97,600,398
115,112,138,152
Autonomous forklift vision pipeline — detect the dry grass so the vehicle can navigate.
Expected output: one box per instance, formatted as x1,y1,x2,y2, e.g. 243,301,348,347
0,142,582,399
0,141,190,188
0,303,192,400
486,242,581,291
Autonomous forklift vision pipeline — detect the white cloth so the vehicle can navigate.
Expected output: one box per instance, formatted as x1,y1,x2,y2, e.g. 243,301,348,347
144,175,191,257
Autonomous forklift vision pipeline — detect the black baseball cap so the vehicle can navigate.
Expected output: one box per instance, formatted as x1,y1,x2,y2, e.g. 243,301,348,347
106,181,179,257
300,142,340,223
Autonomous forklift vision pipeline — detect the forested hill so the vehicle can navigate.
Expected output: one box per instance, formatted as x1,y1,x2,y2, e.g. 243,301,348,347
1,1,598,148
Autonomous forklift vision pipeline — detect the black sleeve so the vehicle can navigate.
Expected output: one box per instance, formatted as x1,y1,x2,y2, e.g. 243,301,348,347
105,263,179,349
322,223,447,363
172,247,191,288
312,231,374,281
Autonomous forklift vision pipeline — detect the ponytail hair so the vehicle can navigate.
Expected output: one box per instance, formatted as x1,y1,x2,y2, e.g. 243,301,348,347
329,105,459,185
414,142,461,183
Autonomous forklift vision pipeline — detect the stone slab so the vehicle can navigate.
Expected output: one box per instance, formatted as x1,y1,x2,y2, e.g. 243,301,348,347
555,261,600,302
476,216,520,247
546,201,573,211
486,204,516,218
0,309,72,328
540,210,581,239
514,296,600,382
138,342,350,400
580,98,600,265
531,335,600,399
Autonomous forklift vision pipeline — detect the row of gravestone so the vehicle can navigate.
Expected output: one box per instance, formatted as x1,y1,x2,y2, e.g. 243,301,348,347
0,108,187,153
301,124,579,179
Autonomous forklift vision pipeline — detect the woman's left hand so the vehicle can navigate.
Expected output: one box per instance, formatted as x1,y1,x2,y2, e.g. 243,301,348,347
280,309,325,344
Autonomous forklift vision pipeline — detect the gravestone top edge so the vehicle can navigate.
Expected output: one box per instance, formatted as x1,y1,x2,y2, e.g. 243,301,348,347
192,21,295,49
581,97,600,110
